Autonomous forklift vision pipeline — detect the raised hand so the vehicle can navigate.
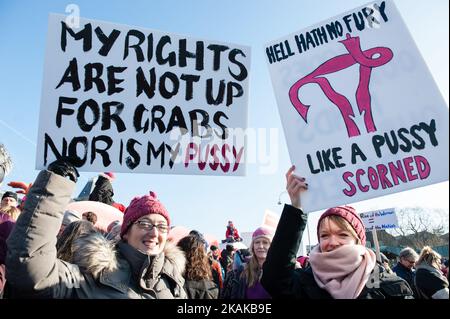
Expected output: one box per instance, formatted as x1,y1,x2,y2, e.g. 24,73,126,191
47,157,80,183
285,165,308,209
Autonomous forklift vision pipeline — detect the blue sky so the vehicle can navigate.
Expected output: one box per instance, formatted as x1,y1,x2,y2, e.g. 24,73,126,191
0,0,448,247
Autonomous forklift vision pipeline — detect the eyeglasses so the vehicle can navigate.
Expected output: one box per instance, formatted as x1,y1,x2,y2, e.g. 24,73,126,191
134,220,169,233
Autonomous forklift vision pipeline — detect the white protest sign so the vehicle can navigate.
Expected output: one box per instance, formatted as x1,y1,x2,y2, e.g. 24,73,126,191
266,0,449,212
360,208,398,231
36,14,251,176
262,209,280,230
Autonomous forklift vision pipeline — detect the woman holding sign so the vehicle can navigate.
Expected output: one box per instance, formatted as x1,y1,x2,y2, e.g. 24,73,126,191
261,166,414,299
5,158,187,299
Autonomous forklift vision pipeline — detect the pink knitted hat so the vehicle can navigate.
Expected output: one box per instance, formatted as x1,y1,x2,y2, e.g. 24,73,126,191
252,226,274,242
120,191,170,238
317,206,366,246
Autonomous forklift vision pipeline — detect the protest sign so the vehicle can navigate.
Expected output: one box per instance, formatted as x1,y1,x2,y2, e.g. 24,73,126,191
360,208,398,231
262,209,280,230
266,0,449,212
36,14,251,176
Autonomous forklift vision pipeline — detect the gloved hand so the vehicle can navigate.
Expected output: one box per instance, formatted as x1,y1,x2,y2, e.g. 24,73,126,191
47,157,80,183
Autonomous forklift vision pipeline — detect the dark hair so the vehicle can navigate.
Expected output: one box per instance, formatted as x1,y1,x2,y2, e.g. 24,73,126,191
226,244,234,252
56,220,97,262
178,235,212,281
236,249,251,262
82,211,98,225
1,191,18,202
189,230,201,236
189,229,207,248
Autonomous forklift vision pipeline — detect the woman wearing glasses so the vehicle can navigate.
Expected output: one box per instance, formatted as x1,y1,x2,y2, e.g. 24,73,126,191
6,159,186,299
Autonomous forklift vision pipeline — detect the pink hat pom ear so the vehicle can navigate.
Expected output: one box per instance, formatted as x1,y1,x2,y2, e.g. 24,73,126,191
149,191,157,199
103,172,116,180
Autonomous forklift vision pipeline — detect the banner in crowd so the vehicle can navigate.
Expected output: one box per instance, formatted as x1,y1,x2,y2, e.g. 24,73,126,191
36,14,251,176
266,0,449,212
360,208,398,231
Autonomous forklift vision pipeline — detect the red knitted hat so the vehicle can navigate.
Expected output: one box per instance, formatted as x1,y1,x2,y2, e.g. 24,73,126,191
317,206,366,246
120,191,170,238
103,172,116,180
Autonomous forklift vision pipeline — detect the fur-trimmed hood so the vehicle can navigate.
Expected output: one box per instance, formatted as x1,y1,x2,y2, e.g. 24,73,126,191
71,232,119,279
71,233,186,283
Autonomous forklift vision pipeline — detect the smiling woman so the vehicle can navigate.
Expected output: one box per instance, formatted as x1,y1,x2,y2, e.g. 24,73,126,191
260,166,415,299
120,191,171,255
6,159,188,299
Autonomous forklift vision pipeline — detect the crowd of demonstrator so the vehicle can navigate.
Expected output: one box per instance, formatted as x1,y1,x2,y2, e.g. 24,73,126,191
0,144,448,299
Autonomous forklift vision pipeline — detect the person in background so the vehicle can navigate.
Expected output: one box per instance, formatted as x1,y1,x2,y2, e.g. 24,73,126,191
415,246,449,299
0,206,20,221
5,181,34,213
6,158,186,299
0,143,13,298
380,253,393,274
225,221,242,243
58,210,81,237
82,211,98,226
189,229,208,251
221,227,273,299
208,246,224,292
220,244,235,276
0,220,15,297
393,247,419,297
210,245,221,263
89,172,115,205
261,166,414,299
178,235,219,299
105,220,121,241
1,192,18,212
232,248,251,273
0,143,13,189
56,220,99,263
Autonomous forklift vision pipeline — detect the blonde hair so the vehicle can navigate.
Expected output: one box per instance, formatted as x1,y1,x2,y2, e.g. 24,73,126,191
417,246,441,270
242,252,262,288
1,206,20,221
319,215,361,245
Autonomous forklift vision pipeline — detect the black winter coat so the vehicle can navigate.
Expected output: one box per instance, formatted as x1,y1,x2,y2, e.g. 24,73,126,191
89,175,114,206
220,267,246,299
393,262,418,298
415,264,449,299
261,205,414,299
184,279,219,299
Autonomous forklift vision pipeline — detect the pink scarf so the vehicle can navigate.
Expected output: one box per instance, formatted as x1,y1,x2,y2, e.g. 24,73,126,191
309,245,376,299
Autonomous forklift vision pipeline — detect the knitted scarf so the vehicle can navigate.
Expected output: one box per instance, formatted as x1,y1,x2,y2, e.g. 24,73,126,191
309,244,376,299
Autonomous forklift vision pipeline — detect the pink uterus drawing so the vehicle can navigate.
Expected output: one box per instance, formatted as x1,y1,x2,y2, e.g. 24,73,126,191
289,33,394,138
